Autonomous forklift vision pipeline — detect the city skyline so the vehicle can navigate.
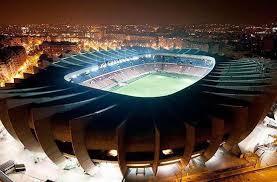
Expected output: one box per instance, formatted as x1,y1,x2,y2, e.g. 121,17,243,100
0,0,277,25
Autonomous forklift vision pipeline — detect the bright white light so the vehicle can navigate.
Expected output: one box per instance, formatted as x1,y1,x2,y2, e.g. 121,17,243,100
90,67,98,72
145,54,152,58
162,149,173,155
97,55,143,68
71,75,77,79
132,56,139,60
100,63,107,68
191,153,201,158
108,150,118,157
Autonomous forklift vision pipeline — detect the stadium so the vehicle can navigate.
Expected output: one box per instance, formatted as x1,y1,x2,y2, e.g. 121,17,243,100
65,49,215,97
0,47,276,180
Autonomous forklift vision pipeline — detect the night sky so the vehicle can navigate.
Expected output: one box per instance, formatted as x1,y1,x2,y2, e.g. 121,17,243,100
0,0,277,25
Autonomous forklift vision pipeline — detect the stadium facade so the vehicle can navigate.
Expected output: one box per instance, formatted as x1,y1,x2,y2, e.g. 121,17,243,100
0,47,276,177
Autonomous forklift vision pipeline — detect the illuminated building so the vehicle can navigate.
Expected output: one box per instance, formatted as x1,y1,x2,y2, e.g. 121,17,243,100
39,41,81,58
0,47,276,180
0,35,22,48
0,46,26,86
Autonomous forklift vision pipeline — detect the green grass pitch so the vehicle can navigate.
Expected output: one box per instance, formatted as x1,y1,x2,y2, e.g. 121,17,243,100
108,72,199,97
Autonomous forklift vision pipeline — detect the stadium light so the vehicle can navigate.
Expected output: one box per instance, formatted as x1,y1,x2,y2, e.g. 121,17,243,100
133,56,139,60
162,149,173,155
145,54,152,58
108,150,118,157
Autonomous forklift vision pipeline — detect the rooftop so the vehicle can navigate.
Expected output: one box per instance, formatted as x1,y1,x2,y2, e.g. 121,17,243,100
0,46,25,64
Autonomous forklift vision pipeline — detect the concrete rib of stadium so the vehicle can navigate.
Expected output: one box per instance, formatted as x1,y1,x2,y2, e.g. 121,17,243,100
0,47,276,179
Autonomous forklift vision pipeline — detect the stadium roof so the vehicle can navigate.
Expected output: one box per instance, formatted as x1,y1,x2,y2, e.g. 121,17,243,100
0,47,276,177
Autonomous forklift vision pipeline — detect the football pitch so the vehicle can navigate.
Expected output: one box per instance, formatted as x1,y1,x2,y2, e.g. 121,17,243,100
109,72,199,97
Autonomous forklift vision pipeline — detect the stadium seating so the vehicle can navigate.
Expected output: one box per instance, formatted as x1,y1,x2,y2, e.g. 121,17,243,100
82,62,209,90
61,47,215,92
